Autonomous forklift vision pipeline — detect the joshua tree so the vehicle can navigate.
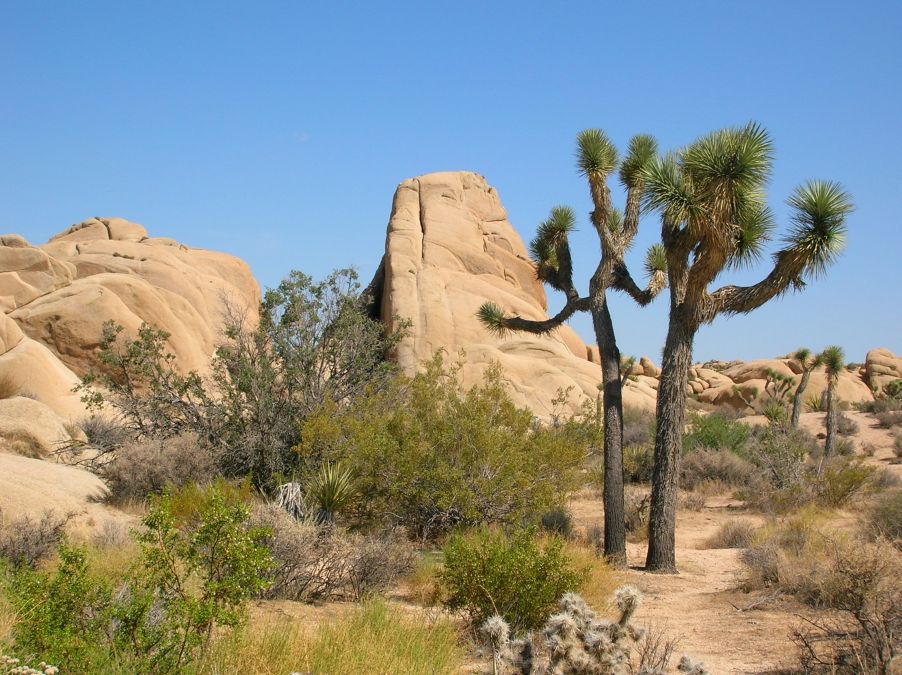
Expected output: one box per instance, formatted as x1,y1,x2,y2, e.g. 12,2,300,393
790,348,821,429
478,131,666,565
819,345,845,459
639,123,852,572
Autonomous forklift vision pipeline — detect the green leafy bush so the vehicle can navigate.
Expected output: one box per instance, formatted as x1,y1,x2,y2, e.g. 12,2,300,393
440,528,588,632
3,481,272,673
302,356,587,539
683,412,750,455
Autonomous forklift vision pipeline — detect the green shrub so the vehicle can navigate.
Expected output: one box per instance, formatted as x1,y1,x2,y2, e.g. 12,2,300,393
540,508,573,538
440,528,588,632
683,412,750,454
815,458,875,507
623,444,655,483
3,482,272,673
302,356,587,539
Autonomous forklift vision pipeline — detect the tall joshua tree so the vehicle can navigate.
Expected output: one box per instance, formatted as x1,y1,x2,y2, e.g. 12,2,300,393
640,123,853,572
478,130,666,565
819,345,845,459
790,348,821,429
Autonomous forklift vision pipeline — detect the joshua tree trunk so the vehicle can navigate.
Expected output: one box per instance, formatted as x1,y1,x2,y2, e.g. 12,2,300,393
645,315,694,573
824,385,836,459
790,369,812,429
592,298,626,566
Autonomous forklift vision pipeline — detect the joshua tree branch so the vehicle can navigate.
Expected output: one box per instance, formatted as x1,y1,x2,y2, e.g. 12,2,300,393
704,248,807,322
487,296,592,336
611,262,666,307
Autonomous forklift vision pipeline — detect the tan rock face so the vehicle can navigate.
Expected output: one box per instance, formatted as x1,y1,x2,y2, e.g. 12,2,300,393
865,348,902,394
0,217,260,418
371,172,655,417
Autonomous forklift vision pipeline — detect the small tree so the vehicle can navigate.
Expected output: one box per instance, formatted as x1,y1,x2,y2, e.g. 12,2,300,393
790,348,821,429
819,345,845,460
477,130,665,565
640,123,852,572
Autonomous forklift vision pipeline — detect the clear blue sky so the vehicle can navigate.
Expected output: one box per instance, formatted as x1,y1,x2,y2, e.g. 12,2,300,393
2,1,899,363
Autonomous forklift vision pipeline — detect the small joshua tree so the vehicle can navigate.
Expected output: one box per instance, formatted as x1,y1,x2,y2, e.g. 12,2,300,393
481,586,708,675
819,345,845,460
478,131,666,565
790,348,821,429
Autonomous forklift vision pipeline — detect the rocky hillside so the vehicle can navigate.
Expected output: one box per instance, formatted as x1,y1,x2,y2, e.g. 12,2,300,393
0,217,259,454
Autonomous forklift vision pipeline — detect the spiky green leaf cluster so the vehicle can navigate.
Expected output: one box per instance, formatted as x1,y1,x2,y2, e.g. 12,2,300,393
576,129,618,178
529,206,576,291
644,243,667,276
619,134,658,188
477,302,509,336
785,181,853,279
730,200,775,269
819,345,845,380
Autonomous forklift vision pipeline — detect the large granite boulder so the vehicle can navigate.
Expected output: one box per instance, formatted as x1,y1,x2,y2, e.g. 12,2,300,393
369,172,656,417
0,217,260,419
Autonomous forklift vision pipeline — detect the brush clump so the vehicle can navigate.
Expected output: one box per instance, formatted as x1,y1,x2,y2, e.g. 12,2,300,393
480,586,708,674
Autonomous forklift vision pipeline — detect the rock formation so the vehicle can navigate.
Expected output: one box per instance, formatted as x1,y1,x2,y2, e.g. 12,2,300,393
0,217,259,453
367,172,658,417
369,171,897,417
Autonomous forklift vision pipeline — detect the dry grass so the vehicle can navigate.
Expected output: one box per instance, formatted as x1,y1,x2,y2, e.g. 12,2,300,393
703,519,757,549
560,539,618,610
0,374,20,400
0,430,46,458
200,598,463,675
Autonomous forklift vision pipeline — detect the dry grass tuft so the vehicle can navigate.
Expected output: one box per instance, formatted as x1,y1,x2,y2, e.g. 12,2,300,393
0,374,20,399
703,519,757,549
0,430,46,458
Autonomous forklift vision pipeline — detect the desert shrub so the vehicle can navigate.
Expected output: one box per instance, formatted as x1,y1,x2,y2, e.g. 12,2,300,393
740,427,818,512
624,489,650,541
884,379,902,400
679,492,706,512
481,588,707,674
403,553,444,607
540,508,573,538
75,269,406,490
835,411,859,436
623,444,655,483
867,490,902,547
0,374,20,399
680,449,757,490
302,356,586,539
740,510,823,591
99,433,217,504
815,457,875,507
857,396,902,414
683,412,750,454
704,519,756,549
789,540,901,673
2,481,272,673
806,392,825,412
0,511,69,569
0,430,45,458
622,408,655,447
79,415,131,454
875,409,902,428
440,528,588,632
252,504,414,602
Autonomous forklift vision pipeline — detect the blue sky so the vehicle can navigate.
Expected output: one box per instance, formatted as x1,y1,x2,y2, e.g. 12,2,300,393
2,1,899,362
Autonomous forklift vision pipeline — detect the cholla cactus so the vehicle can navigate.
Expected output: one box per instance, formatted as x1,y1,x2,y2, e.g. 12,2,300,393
1,653,59,675
482,587,707,675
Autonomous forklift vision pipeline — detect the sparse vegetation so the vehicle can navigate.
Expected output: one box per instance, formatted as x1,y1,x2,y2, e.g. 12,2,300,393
0,511,70,570
704,519,756,549
0,430,45,459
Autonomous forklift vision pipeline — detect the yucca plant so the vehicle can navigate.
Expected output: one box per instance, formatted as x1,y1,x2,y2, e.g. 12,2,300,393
790,348,822,429
477,131,666,565
306,461,356,524
818,346,845,460
639,123,852,572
